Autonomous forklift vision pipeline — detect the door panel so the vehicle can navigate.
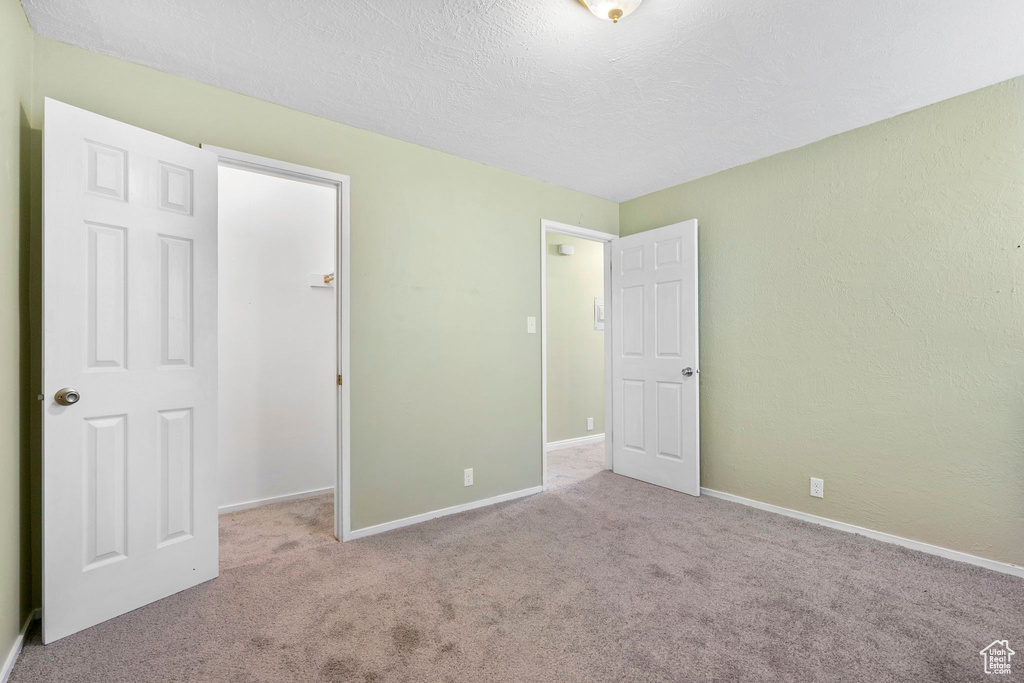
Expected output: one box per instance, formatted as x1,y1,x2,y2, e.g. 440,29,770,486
622,379,646,451
656,381,682,459
158,407,195,546
43,99,218,643
83,414,128,569
611,220,699,495
655,280,681,358
621,285,645,356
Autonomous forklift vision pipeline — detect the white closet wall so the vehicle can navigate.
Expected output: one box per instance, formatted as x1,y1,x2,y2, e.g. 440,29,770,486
218,166,337,509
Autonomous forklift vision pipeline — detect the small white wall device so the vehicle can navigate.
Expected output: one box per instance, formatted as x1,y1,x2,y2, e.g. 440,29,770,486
594,297,605,331
558,244,574,256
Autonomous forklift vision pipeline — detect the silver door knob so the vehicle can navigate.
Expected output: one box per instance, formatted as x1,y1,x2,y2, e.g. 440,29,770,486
682,367,697,377
55,388,81,406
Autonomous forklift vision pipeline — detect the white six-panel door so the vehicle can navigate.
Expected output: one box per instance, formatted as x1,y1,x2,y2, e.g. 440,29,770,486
42,99,218,642
611,220,699,495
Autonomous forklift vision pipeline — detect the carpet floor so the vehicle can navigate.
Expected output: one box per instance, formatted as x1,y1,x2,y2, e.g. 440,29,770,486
12,443,1024,682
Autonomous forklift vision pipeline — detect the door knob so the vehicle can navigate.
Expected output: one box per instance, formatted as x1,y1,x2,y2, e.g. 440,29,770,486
55,388,81,406
682,367,697,377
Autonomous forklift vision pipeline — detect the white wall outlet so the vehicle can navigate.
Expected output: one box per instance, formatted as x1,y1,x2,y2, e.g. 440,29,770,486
464,468,474,486
587,417,594,431
527,316,537,334
810,477,824,498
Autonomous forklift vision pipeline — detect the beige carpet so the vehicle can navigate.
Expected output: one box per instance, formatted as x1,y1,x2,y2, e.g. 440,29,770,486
219,492,336,572
12,443,1024,682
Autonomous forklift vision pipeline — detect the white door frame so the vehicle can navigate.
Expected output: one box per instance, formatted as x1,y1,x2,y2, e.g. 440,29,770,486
540,219,614,489
201,145,352,541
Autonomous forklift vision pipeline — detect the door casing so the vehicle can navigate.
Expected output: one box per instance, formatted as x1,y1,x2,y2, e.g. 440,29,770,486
202,145,352,541
540,219,615,486
541,219,700,492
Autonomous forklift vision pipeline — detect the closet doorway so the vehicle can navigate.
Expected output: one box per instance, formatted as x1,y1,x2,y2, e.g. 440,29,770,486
204,146,351,549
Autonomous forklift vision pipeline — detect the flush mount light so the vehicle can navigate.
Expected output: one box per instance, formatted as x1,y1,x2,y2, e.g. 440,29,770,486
581,0,643,23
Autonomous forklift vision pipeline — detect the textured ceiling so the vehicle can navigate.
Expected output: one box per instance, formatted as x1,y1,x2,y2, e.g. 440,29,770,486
21,0,1024,201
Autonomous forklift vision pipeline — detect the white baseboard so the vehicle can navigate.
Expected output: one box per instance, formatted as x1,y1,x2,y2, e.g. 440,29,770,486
347,485,544,541
2,609,39,683
701,488,1024,579
219,486,334,515
546,434,605,451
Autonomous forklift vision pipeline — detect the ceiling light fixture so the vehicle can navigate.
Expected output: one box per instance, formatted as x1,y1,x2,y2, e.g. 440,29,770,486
581,0,643,23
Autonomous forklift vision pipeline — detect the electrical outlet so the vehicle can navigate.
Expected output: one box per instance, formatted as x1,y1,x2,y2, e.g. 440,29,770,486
810,477,824,498
587,417,594,431
464,468,474,486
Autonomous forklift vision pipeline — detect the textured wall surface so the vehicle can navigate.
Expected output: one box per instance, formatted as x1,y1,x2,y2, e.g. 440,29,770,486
545,233,605,443
0,0,34,662
621,78,1024,566
19,0,1024,201
28,37,618,533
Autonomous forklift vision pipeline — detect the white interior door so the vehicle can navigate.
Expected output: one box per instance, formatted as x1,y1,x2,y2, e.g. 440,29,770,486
43,98,219,643
611,220,699,495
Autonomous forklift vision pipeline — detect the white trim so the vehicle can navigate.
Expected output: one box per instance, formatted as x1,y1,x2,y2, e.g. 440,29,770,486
540,219,615,493
701,488,1024,579
201,144,352,542
347,486,544,540
546,434,605,451
201,145,350,186
218,486,334,515
602,239,613,472
543,220,617,242
2,609,39,683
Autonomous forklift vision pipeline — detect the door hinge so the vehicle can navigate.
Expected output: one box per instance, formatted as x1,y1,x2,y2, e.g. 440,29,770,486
337,374,343,386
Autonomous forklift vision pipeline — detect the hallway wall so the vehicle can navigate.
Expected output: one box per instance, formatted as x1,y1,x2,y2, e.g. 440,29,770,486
545,233,605,443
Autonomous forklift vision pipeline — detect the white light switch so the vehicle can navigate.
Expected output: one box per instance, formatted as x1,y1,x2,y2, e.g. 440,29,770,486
527,316,537,334
594,297,605,331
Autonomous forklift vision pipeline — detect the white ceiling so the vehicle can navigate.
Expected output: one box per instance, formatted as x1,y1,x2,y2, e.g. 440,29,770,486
21,0,1024,201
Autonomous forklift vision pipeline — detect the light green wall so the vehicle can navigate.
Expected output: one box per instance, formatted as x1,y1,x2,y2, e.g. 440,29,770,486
0,0,34,661
545,233,605,442
27,36,618,534
620,77,1024,566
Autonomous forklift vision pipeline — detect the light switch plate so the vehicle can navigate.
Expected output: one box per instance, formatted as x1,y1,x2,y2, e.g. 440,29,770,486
527,316,537,334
